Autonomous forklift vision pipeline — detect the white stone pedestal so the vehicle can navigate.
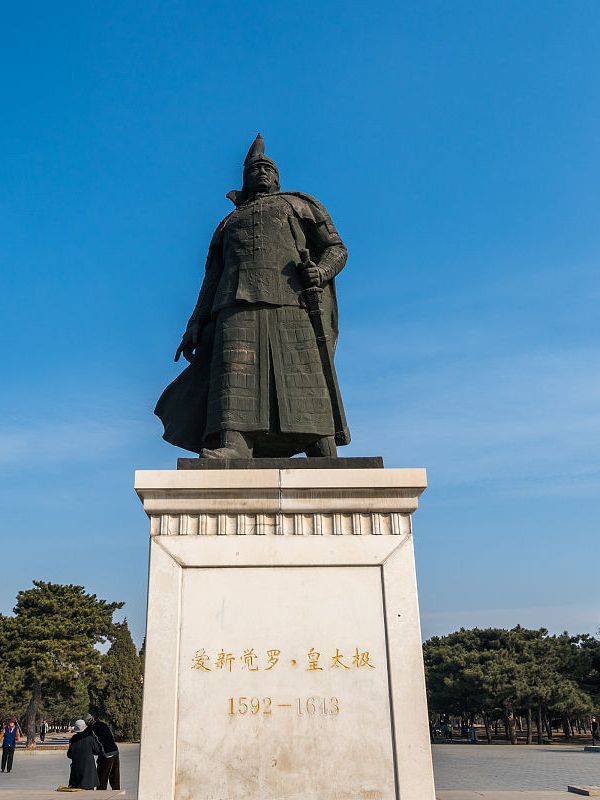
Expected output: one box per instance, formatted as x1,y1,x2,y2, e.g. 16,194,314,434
135,467,435,800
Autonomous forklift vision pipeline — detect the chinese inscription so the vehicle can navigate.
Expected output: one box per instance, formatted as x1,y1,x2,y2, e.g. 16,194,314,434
191,647,375,672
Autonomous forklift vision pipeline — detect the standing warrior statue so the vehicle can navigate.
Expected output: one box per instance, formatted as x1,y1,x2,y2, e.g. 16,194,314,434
155,134,350,459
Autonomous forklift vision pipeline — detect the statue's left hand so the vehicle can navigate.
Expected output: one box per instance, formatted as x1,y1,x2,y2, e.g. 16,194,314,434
174,326,200,363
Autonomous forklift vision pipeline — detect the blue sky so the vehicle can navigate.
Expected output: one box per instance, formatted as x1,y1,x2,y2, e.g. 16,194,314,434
1,1,599,645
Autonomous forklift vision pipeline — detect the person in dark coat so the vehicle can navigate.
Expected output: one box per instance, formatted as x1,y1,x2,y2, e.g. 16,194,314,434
67,719,101,789
1,718,20,772
592,715,600,745
83,713,120,790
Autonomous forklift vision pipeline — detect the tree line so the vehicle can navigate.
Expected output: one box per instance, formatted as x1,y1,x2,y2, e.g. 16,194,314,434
0,581,143,747
3,583,599,748
423,626,600,743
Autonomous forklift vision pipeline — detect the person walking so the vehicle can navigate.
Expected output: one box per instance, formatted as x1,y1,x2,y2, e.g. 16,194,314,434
39,720,48,743
1,718,21,773
67,719,102,789
83,713,120,790
592,715,600,745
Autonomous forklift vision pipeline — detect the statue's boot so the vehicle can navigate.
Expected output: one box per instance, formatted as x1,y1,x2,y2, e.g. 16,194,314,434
201,430,253,459
305,435,337,458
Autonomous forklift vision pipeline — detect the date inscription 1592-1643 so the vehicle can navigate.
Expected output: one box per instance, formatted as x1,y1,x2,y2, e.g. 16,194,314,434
227,697,340,717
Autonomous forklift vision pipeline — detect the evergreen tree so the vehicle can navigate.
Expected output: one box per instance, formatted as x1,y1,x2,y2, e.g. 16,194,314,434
424,626,596,745
0,615,26,720
139,636,146,680
8,581,122,747
93,620,143,741
572,634,600,706
42,680,92,727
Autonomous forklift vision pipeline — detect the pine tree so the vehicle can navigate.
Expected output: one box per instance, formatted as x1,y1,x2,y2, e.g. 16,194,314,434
94,620,143,741
43,680,92,727
139,636,146,679
423,626,595,745
9,581,122,747
0,615,26,720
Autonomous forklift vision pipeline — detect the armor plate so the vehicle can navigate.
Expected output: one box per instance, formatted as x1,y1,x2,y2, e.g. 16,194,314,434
205,305,334,444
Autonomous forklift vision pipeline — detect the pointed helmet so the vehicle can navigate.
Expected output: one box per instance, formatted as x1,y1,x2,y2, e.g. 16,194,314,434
243,132,279,176
227,133,280,206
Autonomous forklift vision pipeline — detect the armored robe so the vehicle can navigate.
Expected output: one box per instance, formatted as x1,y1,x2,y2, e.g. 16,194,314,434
155,191,350,457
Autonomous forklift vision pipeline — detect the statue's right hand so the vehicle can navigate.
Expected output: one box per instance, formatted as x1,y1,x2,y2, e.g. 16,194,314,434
174,327,200,363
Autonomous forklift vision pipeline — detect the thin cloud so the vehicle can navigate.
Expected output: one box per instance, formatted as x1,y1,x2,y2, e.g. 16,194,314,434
344,343,600,496
0,417,148,467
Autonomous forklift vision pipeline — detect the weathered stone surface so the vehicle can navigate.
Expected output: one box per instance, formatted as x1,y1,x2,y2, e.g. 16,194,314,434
135,466,427,519
177,456,384,470
135,466,435,800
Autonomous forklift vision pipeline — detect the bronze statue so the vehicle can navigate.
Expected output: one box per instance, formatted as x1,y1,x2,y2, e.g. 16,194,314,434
155,134,350,459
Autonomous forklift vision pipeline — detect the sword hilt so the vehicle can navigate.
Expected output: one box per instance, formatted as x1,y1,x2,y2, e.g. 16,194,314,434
297,248,323,293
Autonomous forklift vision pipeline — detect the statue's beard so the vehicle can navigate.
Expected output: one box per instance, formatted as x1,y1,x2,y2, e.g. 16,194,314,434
247,185,278,198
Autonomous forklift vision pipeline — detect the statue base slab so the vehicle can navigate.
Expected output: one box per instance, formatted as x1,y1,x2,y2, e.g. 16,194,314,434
177,455,384,470
135,466,435,800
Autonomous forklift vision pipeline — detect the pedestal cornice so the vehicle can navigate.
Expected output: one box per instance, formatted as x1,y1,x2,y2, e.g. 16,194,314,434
134,467,427,536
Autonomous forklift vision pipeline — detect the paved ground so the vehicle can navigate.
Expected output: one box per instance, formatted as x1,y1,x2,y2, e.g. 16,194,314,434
0,793,129,798
14,735,72,751
1,741,598,799
0,743,139,795
436,794,574,799
432,743,600,791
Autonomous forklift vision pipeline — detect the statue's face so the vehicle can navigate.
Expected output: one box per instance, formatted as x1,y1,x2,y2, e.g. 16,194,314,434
245,161,278,194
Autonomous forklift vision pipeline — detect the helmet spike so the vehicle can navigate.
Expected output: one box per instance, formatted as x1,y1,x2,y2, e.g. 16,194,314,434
244,133,265,166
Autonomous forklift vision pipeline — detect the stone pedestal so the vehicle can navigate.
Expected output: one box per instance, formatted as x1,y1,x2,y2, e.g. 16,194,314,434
135,466,435,800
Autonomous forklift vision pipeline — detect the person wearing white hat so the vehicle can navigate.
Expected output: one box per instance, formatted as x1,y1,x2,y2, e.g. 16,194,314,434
67,720,102,789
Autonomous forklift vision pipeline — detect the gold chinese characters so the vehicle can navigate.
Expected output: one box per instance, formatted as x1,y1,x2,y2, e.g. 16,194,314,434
192,647,375,672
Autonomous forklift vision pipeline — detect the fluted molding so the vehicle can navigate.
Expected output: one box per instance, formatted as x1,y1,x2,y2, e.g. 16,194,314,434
149,510,411,537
